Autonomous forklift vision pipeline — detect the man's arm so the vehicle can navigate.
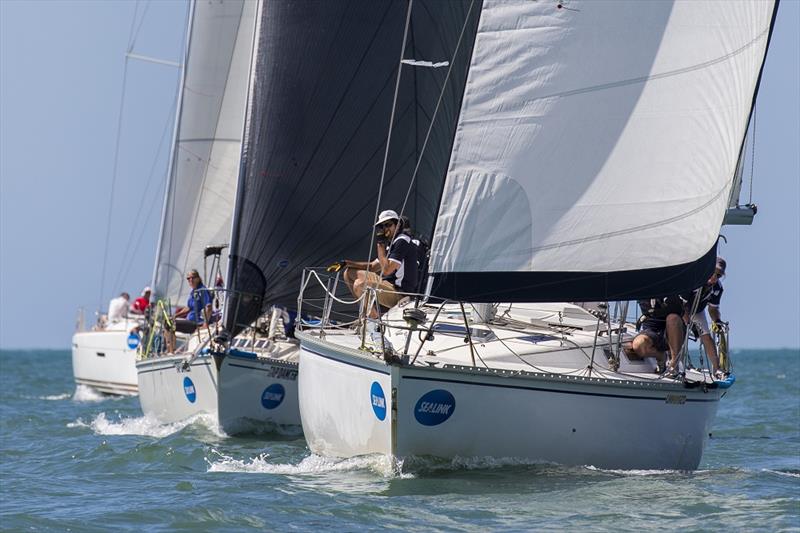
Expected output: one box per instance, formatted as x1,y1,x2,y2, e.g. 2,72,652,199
377,242,400,276
344,258,381,272
708,305,722,323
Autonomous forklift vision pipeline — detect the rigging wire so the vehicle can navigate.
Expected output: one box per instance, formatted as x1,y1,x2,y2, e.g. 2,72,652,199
397,0,477,220
748,104,757,205
111,103,178,293
367,0,414,270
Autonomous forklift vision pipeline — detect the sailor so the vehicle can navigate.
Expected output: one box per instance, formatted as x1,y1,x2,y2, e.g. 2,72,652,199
130,286,151,315
107,292,130,323
682,257,727,378
165,269,214,352
329,209,419,319
629,295,686,377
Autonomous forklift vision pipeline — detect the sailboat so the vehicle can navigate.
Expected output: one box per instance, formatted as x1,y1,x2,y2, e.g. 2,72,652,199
134,0,300,431
295,0,778,469
135,0,477,432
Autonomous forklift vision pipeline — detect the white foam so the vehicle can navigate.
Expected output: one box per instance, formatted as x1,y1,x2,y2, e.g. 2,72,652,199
72,385,110,403
584,465,687,475
763,468,800,478
207,450,410,478
67,412,224,438
37,393,72,401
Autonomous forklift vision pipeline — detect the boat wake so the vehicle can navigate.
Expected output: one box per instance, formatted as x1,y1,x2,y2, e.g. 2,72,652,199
32,392,72,401
67,412,224,438
72,385,113,403
207,450,410,478
583,465,687,476
763,468,800,478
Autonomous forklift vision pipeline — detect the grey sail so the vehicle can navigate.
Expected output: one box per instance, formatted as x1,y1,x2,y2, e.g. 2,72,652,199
152,0,257,304
427,0,778,302
224,0,481,336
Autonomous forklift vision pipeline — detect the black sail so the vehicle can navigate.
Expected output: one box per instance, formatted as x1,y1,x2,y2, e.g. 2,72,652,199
225,0,482,335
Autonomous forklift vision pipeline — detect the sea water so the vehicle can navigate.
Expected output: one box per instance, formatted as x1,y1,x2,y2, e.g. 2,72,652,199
1,349,797,531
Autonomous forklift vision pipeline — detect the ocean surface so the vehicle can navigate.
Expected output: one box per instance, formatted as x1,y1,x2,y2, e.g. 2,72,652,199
1,349,797,532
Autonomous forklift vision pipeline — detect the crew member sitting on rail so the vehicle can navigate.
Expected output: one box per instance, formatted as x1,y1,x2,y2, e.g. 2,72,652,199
328,209,419,319
165,269,213,353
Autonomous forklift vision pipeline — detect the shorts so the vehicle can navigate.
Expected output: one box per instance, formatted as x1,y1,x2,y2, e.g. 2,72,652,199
639,318,669,352
688,309,711,337
361,271,405,309
173,318,199,334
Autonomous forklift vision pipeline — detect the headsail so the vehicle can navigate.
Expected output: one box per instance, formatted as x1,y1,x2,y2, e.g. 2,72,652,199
427,0,778,302
152,0,258,303
224,0,481,335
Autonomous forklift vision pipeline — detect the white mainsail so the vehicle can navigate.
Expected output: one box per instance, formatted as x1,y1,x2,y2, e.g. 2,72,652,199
152,0,257,303
429,0,774,280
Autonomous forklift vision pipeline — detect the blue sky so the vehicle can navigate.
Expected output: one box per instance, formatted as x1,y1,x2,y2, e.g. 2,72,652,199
1,1,798,349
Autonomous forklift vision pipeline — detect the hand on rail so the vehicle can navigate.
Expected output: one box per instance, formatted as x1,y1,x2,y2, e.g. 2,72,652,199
326,260,347,273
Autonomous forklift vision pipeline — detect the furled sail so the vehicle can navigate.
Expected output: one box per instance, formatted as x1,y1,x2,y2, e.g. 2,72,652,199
428,0,778,302
224,0,481,335
152,0,257,303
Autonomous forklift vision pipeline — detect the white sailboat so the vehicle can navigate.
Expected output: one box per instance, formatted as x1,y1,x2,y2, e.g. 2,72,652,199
296,0,778,470
72,314,141,396
136,0,306,433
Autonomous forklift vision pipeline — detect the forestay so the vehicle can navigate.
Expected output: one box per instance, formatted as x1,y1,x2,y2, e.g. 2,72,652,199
428,0,777,302
152,0,257,303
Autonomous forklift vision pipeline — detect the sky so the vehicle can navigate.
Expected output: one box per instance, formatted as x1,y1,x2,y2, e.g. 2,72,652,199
1,0,798,350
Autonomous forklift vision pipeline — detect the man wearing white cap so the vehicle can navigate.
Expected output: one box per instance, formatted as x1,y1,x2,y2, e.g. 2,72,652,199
330,209,419,318
130,286,152,315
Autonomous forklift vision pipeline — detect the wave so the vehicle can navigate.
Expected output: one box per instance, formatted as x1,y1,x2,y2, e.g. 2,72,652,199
67,412,224,438
763,468,800,478
207,450,410,478
32,392,72,401
72,385,112,403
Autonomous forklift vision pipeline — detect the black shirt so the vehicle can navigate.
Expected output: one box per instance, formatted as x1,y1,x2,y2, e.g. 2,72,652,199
383,233,419,294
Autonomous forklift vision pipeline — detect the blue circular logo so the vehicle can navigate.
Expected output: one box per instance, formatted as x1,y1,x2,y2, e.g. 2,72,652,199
127,333,139,349
183,376,196,403
261,383,285,409
370,381,386,421
414,389,456,426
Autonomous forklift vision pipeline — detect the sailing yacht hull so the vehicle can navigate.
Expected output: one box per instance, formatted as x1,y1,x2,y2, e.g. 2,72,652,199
298,333,722,470
136,350,300,433
72,329,139,395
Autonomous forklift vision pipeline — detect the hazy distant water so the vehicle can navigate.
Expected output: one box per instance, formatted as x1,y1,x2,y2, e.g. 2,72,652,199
1,349,797,531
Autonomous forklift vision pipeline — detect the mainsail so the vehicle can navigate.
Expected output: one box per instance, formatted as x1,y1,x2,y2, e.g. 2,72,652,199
427,0,778,302
224,0,481,335
152,0,257,303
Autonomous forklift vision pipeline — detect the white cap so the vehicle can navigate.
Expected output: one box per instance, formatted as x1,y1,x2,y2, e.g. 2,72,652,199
375,209,399,226
142,286,152,295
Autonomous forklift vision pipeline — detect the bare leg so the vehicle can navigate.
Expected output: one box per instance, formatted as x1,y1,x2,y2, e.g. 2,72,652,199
665,313,685,371
352,273,379,319
342,267,358,297
700,333,720,373
631,334,666,367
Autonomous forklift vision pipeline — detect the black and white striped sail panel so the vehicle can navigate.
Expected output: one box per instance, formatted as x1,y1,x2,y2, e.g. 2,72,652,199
153,0,257,304
428,0,777,302
225,0,481,335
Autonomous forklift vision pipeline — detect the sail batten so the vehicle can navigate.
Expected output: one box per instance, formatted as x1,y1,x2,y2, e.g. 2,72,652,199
428,0,777,302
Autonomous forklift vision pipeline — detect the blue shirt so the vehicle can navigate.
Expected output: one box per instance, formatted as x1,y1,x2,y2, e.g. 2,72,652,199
186,284,213,322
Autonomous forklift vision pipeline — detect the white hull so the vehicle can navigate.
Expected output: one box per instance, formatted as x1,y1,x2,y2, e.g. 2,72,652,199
136,349,300,434
298,332,723,470
72,327,140,395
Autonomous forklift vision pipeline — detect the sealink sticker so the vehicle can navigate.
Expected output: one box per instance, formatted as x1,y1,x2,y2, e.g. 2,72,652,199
370,381,386,421
126,333,139,349
183,376,196,403
261,383,285,409
414,389,456,426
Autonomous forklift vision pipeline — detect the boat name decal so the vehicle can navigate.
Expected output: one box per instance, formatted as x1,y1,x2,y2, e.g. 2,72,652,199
265,367,298,381
665,394,686,405
261,383,285,409
414,389,456,426
183,376,197,403
370,381,387,421
127,333,140,350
